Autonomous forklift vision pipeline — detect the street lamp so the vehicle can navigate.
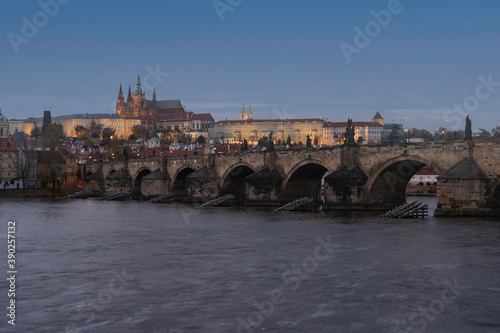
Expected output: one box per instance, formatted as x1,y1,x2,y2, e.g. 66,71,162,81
404,128,408,148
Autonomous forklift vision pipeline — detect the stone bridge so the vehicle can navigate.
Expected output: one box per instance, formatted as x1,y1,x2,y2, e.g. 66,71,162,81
84,141,500,216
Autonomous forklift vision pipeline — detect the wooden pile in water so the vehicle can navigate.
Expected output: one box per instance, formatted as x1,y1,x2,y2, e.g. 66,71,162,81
63,190,97,199
100,192,130,201
201,194,235,207
380,200,428,218
274,197,314,212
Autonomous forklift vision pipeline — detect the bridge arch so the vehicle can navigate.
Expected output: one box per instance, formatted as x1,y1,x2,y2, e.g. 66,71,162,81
281,159,331,200
364,155,443,206
171,166,197,191
132,167,152,195
105,168,116,178
219,162,256,202
488,179,500,214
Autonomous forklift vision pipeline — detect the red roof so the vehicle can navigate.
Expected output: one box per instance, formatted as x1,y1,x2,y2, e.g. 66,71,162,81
192,113,214,121
325,121,383,128
372,111,383,120
217,118,324,125
0,138,16,151
139,112,190,121
165,149,196,157
214,145,241,153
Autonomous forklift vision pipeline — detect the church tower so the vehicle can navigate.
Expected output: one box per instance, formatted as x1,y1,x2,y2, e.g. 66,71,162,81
240,104,247,120
116,84,125,116
372,111,384,126
131,75,146,117
247,105,253,120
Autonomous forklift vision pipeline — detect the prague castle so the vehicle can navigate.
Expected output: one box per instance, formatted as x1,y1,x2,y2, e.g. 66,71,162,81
116,75,184,118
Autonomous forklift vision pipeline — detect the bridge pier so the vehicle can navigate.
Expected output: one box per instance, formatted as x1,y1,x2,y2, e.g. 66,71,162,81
104,169,132,195
83,172,105,195
435,157,493,216
245,168,283,205
185,166,220,202
322,166,368,210
141,170,171,197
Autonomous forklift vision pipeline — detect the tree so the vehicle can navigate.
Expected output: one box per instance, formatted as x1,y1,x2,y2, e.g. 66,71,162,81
131,125,145,139
196,135,206,145
298,141,303,146
433,127,448,141
42,123,64,151
492,126,500,138
420,129,433,141
357,136,364,144
277,139,282,146
74,125,89,139
102,127,115,140
17,149,35,188
286,135,292,146
90,124,103,139
30,127,38,138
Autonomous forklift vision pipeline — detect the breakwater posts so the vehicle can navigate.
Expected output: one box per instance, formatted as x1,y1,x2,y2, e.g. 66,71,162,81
201,194,235,207
147,192,185,203
380,200,428,218
63,190,97,199
274,197,314,212
100,192,130,201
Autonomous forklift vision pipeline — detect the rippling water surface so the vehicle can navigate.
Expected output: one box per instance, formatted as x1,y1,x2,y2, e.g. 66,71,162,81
0,197,499,333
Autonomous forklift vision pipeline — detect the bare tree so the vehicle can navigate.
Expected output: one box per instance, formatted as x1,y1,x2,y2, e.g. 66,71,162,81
17,149,35,188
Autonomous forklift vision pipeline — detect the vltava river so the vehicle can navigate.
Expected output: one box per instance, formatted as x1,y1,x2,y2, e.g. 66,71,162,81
0,197,499,333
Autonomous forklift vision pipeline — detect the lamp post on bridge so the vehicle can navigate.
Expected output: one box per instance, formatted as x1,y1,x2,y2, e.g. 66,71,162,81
404,127,408,148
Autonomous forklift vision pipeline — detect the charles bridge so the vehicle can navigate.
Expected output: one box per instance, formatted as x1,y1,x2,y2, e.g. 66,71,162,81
83,141,500,216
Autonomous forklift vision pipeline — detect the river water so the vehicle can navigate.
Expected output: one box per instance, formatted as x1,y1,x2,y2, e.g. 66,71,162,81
0,197,499,333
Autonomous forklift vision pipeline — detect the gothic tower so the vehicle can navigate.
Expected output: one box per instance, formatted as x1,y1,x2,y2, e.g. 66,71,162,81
240,104,247,120
131,75,146,117
116,84,125,116
127,85,132,103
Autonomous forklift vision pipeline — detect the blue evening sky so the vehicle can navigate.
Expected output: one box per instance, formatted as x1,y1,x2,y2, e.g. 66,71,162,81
1,0,500,132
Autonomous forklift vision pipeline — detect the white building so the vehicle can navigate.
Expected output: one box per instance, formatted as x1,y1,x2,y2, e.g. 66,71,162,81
322,112,384,145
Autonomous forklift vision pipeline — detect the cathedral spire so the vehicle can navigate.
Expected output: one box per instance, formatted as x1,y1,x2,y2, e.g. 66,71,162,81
127,85,132,102
118,83,123,96
135,74,142,94
247,105,253,120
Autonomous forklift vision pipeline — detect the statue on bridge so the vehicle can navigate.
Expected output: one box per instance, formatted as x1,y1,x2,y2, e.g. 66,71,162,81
267,131,275,151
306,134,312,149
344,118,356,146
464,115,472,141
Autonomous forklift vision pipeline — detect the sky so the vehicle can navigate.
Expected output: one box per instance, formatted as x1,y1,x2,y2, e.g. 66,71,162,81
1,0,500,132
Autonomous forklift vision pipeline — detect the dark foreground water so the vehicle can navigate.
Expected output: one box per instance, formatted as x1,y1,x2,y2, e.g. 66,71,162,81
0,197,499,333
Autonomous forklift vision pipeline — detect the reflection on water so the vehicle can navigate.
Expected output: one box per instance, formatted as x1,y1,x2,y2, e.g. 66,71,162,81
0,197,499,333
